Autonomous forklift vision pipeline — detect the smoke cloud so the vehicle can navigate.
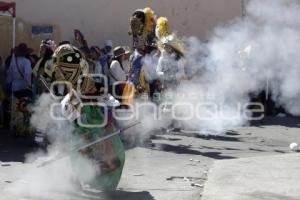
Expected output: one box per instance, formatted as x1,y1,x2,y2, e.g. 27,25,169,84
5,0,300,197
4,94,99,199
137,0,300,134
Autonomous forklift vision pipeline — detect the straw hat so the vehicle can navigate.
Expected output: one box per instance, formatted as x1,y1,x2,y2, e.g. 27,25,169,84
14,43,33,56
161,34,185,56
113,46,131,58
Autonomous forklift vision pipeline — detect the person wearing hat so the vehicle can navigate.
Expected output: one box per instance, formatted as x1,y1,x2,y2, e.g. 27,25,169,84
90,45,102,73
99,40,114,84
89,45,105,93
90,46,101,59
100,40,113,64
156,34,185,90
5,43,33,98
32,39,56,96
5,43,33,135
109,46,131,100
156,34,186,132
104,40,113,56
33,39,56,77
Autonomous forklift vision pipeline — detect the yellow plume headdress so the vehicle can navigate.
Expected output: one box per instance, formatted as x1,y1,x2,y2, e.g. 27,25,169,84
143,7,156,34
156,17,169,39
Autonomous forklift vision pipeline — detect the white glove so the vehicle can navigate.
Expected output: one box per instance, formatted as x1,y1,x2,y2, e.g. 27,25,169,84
61,90,81,122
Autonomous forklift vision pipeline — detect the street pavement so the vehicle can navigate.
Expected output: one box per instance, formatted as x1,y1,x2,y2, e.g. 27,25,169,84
0,116,299,200
202,153,300,200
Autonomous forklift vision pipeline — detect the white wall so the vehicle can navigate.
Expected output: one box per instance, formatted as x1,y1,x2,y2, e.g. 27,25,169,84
6,0,242,48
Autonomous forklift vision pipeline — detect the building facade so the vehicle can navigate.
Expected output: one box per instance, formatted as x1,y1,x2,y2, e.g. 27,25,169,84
0,0,242,58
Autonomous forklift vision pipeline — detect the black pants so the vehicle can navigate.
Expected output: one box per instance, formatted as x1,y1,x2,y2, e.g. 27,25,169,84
2,99,10,128
114,84,125,102
13,89,32,99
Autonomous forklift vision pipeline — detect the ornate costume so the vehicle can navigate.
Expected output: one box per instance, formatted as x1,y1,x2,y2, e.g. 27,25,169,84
36,44,125,190
124,8,157,105
156,34,186,88
129,7,156,48
152,16,186,107
32,39,56,96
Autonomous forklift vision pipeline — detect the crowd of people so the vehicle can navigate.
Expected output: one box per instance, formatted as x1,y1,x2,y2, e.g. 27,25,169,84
0,6,290,191
0,8,189,185
0,7,286,133
0,7,187,135
0,40,112,128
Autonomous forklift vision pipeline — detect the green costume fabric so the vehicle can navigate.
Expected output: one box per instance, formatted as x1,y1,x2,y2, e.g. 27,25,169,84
71,105,125,190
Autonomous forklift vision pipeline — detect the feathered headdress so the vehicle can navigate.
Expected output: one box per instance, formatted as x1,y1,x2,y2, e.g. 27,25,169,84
143,7,156,34
156,17,169,39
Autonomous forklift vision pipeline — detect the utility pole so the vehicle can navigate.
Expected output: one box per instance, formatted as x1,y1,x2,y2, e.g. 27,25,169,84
241,0,245,17
241,0,249,17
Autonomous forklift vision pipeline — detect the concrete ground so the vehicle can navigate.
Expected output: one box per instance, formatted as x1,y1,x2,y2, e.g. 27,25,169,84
201,153,300,200
0,116,299,200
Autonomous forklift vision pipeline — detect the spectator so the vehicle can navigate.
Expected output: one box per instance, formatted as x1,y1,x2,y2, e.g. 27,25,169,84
5,43,33,99
109,46,130,100
104,40,113,56
90,46,105,93
90,46,102,74
100,40,114,76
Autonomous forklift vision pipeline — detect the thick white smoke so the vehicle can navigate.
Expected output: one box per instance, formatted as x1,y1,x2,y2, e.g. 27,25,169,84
5,0,300,196
139,0,300,134
30,93,74,145
181,0,300,132
4,94,99,199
